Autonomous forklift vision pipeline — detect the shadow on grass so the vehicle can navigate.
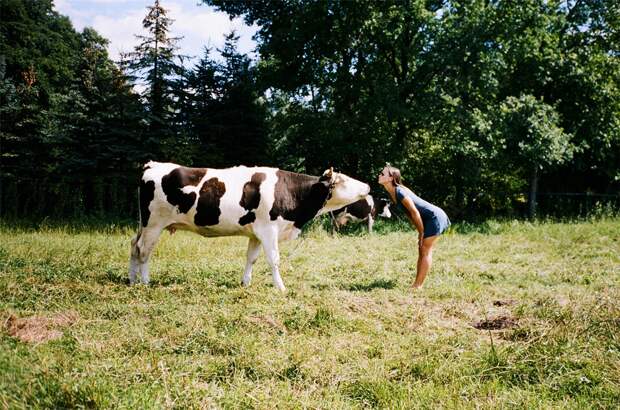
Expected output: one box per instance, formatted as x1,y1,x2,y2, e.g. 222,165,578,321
97,269,129,285
343,278,397,292
97,269,193,287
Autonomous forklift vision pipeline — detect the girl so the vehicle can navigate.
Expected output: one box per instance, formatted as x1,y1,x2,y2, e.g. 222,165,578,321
378,165,450,288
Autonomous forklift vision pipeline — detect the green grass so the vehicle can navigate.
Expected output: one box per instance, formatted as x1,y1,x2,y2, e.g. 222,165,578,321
0,218,619,409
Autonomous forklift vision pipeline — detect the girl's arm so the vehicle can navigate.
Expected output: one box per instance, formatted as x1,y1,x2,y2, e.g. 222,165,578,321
401,197,425,250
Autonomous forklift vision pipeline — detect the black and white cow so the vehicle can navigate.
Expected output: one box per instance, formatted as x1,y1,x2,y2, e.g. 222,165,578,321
331,195,392,233
129,161,370,291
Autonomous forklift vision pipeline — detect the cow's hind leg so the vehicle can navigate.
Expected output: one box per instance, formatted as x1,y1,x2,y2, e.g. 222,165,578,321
129,232,141,284
129,225,164,285
255,227,285,292
242,236,261,287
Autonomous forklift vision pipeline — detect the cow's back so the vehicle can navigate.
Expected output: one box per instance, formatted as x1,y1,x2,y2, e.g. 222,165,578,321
140,161,279,236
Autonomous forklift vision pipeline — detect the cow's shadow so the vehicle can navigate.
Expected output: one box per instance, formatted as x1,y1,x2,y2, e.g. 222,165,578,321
97,269,190,287
343,278,397,292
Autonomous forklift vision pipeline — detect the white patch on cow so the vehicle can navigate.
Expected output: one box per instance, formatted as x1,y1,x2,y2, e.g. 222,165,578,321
366,195,374,210
180,186,196,194
273,216,302,242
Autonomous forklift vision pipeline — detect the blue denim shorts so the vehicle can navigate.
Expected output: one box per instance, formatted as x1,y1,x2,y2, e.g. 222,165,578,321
423,209,450,238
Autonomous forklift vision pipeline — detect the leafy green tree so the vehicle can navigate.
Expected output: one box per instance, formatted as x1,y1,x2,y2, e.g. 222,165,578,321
205,0,619,220
498,95,574,218
204,0,441,180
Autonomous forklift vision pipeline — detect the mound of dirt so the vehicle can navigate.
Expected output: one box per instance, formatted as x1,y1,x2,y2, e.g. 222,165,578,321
473,315,517,330
3,311,79,344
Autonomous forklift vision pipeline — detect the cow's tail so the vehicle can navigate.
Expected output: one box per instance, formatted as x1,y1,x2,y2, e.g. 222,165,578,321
133,165,150,243
135,162,153,236
136,185,143,234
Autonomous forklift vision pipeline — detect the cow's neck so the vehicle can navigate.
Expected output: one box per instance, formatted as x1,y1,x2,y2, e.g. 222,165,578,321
269,170,331,229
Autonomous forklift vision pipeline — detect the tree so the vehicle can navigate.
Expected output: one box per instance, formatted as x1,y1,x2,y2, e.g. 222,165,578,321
0,0,146,217
498,95,574,218
204,0,619,220
204,0,441,180
0,0,82,216
187,32,269,167
124,0,185,158
184,47,218,165
213,31,269,167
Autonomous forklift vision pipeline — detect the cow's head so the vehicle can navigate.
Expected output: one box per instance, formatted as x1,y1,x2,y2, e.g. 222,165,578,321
319,168,370,212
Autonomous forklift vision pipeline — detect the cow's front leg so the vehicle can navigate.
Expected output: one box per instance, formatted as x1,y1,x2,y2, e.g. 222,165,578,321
242,236,261,287
256,227,285,292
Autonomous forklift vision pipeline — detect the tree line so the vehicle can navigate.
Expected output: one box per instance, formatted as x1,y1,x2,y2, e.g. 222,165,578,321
1,0,618,221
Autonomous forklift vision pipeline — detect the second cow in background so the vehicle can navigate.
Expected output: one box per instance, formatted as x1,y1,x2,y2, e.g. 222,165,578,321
330,195,391,233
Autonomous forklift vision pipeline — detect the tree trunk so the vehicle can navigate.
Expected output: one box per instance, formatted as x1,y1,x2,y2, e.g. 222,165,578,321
528,164,539,219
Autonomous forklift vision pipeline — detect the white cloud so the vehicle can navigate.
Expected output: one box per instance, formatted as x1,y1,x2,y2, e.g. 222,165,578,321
159,1,258,61
55,0,258,64
55,0,91,30
90,9,147,61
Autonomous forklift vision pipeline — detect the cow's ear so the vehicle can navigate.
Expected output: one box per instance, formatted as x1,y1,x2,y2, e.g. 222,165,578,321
322,167,334,179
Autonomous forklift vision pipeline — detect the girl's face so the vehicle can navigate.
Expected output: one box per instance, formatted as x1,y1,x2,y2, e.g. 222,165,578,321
378,168,392,186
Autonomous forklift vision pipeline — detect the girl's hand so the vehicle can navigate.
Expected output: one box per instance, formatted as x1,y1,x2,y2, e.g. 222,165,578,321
418,232,424,251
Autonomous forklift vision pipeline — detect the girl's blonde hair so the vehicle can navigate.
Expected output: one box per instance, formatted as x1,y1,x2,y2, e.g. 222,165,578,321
383,165,402,187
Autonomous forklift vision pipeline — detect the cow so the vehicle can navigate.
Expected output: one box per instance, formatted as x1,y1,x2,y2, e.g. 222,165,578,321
330,195,392,233
129,161,370,291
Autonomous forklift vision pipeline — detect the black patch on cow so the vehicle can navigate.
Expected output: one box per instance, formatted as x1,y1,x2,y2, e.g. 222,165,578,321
161,167,206,213
238,172,266,225
140,180,155,227
269,170,331,229
374,198,390,217
195,177,226,226
238,212,256,225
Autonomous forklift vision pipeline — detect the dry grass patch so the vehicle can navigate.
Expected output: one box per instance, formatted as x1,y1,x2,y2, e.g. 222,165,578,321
3,310,78,344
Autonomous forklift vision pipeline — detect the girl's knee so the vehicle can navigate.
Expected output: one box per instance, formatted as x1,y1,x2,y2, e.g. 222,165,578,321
420,244,433,256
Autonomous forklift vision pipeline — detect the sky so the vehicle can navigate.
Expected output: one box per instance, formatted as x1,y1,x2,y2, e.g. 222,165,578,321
54,0,259,64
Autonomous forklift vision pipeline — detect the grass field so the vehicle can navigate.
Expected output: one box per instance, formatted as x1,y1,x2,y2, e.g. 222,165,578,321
1,218,619,409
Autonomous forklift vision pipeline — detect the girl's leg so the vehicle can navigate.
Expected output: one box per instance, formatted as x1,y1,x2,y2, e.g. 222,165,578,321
414,235,439,288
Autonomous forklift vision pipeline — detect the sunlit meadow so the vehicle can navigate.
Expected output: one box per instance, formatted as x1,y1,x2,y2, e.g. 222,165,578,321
1,218,619,409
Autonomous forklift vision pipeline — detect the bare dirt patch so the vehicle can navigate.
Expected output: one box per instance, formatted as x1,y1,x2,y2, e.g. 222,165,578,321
492,300,515,307
3,311,79,344
473,315,518,330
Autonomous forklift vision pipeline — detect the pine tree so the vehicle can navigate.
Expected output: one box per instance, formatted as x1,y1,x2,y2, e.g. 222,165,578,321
210,32,269,167
123,0,185,158
185,47,219,165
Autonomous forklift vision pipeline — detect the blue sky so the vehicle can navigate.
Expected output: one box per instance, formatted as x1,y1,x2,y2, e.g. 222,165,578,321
55,0,258,64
